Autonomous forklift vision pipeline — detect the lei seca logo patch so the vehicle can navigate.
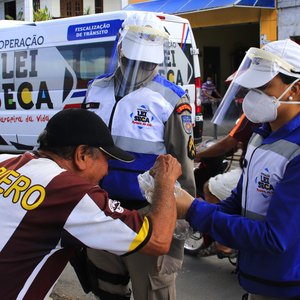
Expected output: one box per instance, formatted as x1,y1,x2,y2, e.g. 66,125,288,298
255,168,274,198
130,105,154,129
108,199,124,213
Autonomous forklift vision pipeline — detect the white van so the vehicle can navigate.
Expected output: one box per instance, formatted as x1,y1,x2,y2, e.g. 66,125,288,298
0,11,201,152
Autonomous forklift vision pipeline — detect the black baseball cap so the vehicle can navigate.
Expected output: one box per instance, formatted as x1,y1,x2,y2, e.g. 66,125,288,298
41,108,135,163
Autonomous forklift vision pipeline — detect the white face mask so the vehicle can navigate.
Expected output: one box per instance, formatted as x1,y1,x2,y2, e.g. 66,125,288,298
242,79,300,123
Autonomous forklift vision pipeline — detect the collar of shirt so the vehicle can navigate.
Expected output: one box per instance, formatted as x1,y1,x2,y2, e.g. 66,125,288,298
253,113,300,144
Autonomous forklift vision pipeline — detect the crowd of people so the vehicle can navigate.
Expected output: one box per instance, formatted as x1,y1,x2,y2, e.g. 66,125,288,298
1,11,300,300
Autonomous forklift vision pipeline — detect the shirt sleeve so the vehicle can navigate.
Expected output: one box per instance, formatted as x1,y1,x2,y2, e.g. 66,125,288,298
186,155,300,254
63,186,151,256
229,114,255,145
164,95,196,196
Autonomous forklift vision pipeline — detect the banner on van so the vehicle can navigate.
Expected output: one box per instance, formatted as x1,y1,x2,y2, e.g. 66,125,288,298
67,20,123,41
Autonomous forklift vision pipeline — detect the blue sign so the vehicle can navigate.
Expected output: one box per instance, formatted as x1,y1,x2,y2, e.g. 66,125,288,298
67,19,123,41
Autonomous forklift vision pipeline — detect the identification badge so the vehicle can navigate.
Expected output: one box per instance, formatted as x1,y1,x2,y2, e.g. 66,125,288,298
181,115,192,134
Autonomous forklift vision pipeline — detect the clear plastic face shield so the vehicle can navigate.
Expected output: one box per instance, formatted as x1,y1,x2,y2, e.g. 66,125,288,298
212,47,300,128
115,24,169,97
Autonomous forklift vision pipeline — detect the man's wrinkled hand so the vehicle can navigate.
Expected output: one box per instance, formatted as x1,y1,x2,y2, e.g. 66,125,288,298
149,154,182,184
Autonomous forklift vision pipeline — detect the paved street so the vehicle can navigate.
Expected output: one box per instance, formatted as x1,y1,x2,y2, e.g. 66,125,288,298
51,118,239,300
51,254,245,300
177,254,244,300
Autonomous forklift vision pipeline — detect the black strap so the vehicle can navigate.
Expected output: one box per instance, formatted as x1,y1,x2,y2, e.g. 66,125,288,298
93,288,131,300
87,258,130,285
69,248,92,294
86,259,131,300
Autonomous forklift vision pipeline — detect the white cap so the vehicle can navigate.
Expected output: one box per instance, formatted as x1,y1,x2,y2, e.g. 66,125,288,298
120,12,169,64
235,39,300,88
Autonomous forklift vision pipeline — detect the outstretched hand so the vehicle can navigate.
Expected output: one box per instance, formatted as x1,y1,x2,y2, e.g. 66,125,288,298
176,188,195,219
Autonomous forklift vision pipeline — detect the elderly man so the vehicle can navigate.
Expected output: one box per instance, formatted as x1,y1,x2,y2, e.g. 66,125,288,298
0,108,182,300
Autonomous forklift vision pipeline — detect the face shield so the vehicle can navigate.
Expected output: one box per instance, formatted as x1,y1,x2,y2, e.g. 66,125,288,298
115,24,169,97
212,46,300,129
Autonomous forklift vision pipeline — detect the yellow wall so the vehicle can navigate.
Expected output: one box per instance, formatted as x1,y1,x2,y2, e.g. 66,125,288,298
180,7,277,46
260,9,277,46
128,0,147,3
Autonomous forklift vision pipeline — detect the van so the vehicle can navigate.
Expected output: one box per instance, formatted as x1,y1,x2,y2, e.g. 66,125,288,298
0,10,201,153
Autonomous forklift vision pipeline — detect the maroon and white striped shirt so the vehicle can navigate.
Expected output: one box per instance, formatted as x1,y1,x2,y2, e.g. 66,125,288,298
0,152,151,299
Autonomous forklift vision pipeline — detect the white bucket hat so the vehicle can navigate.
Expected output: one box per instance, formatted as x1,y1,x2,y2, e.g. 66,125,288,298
235,39,300,89
119,12,169,64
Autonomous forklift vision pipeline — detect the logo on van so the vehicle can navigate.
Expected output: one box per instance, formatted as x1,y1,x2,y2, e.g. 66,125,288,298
1,47,76,110
158,42,193,86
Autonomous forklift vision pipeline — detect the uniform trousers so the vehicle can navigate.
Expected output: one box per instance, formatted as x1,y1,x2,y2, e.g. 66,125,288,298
87,237,184,300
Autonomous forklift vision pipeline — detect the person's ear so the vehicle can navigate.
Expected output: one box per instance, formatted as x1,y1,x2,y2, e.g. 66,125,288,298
288,81,300,101
73,145,89,171
292,81,300,94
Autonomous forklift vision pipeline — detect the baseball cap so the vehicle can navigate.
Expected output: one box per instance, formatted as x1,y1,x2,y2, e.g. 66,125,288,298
235,39,300,88
120,12,169,64
40,109,135,163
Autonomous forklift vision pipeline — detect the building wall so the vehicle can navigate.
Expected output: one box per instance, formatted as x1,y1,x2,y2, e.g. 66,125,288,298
260,9,277,45
0,0,125,20
193,24,259,94
0,1,5,19
84,0,95,14
40,0,60,18
103,0,122,12
278,0,300,39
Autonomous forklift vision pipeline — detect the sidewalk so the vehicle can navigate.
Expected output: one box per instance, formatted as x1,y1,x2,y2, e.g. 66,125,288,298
197,117,231,144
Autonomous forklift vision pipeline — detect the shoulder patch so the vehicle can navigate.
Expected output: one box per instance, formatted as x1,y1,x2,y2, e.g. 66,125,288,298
176,103,192,115
181,115,193,134
187,136,196,160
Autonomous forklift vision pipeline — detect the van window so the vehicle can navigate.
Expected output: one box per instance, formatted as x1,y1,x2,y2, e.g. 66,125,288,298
80,47,105,80
60,49,74,70
58,41,115,88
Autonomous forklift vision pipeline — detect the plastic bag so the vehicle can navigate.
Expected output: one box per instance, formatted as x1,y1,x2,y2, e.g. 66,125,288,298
137,171,191,240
